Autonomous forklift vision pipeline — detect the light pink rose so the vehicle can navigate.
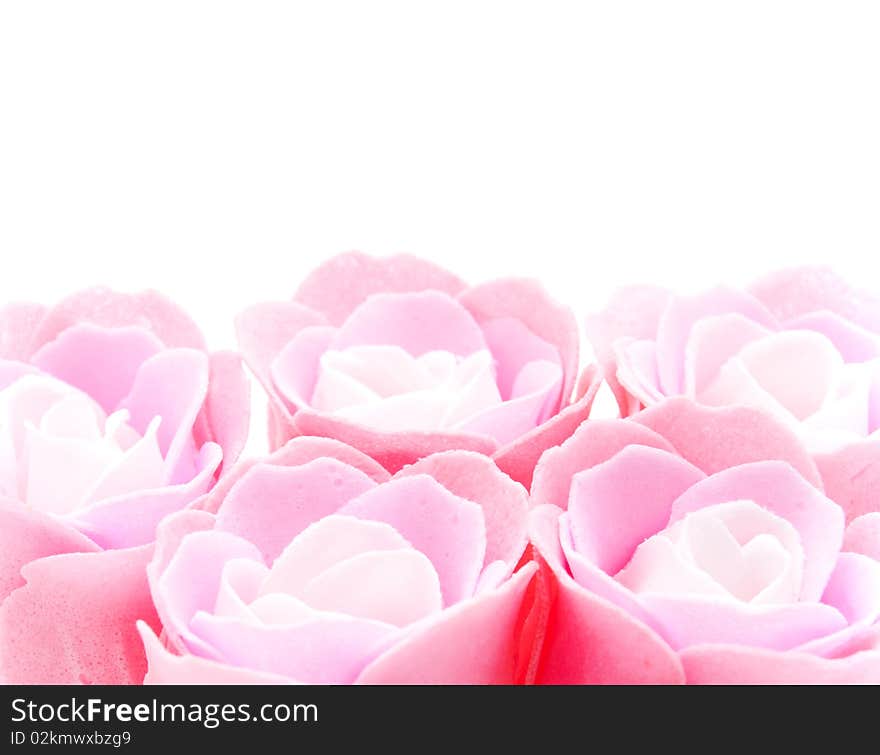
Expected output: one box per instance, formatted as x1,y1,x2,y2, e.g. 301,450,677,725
140,437,534,684
528,399,880,684
236,251,600,488
586,267,880,522
0,288,249,683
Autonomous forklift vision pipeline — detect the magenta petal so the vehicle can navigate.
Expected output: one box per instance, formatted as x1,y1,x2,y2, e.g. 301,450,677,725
356,564,536,684
340,475,487,606
844,514,880,560
139,622,291,685
330,291,487,356
31,287,205,352
681,643,880,684
0,501,99,601
634,398,822,484
215,458,378,562
567,445,705,574
530,418,676,510
669,461,844,601
821,552,880,626
31,324,163,414
395,451,529,568
0,301,48,361
0,546,159,684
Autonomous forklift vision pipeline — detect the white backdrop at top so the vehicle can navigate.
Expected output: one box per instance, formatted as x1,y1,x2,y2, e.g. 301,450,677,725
2,1,879,453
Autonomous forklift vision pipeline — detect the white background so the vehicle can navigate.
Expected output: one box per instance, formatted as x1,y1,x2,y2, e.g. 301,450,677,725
1,2,878,352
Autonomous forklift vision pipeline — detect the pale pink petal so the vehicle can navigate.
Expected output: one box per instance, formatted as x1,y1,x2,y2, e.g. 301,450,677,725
814,438,880,522
120,348,209,483
683,313,773,396
214,558,270,620
0,301,48,361
786,311,880,362
843,513,880,560
655,286,777,394
190,611,397,683
0,545,160,684
821,552,880,625
330,291,487,356
669,461,844,601
356,564,536,684
639,593,847,650
681,643,880,684
750,265,880,332
215,458,378,562
139,622,292,684
634,397,822,484
567,445,705,574
459,279,578,405
0,501,99,601
479,317,562,400
530,418,675,510
293,251,466,326
192,351,250,474
31,324,163,413
493,365,603,489
614,339,665,406
148,508,217,583
270,325,336,408
340,474,486,605
31,287,205,352
0,360,38,390
395,450,529,568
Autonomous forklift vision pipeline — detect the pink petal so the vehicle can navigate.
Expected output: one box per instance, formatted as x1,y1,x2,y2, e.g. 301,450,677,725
395,450,529,568
31,287,205,352
192,351,250,475
330,291,487,356
814,438,880,522
655,286,777,394
568,445,705,574
73,442,222,549
821,552,880,625
340,474,487,605
669,461,844,601
215,458,378,562
148,508,217,585
0,501,99,601
356,564,536,684
458,278,579,406
585,285,673,413
493,364,603,489
120,348,209,483
190,611,397,683
479,317,562,400
750,265,880,332
0,301,48,361
681,643,880,684
139,622,291,684
0,545,160,683
614,339,665,406
843,513,880,560
293,251,466,326
634,397,822,484
0,360,38,390
639,593,847,650
31,324,163,414
270,325,336,408
530,418,675,510
786,311,880,362
291,409,498,474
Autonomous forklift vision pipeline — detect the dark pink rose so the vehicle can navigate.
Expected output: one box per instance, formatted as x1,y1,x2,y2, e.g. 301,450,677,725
529,399,880,684
586,266,880,522
0,288,249,683
236,251,600,488
140,437,534,684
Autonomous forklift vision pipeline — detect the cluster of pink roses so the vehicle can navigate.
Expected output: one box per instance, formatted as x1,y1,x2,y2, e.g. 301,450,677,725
1,255,879,684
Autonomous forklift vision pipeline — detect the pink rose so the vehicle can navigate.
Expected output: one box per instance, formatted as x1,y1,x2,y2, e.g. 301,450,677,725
586,267,880,522
140,437,534,684
237,251,600,488
0,288,249,683
528,399,880,683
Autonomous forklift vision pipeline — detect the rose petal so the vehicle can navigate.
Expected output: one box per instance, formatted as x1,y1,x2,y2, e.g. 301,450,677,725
814,438,880,523
843,513,880,560
0,302,48,361
821,552,880,625
270,326,336,408
786,311,880,362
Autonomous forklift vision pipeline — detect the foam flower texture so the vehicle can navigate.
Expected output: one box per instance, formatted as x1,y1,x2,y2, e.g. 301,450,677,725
0,288,249,683
236,251,600,488
586,267,880,522
528,399,880,683
140,436,534,684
